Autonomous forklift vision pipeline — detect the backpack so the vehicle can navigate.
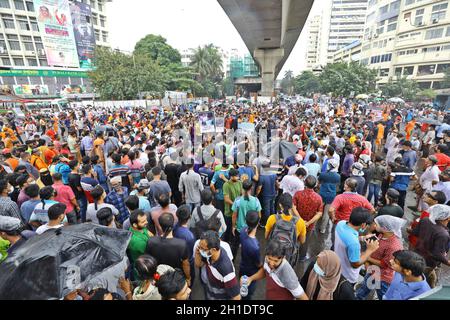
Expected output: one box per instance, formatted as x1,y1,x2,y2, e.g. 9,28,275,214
191,207,221,239
269,214,299,267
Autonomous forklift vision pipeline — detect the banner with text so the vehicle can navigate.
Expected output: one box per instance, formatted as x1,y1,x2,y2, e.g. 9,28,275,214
14,85,49,96
70,1,95,69
33,0,79,67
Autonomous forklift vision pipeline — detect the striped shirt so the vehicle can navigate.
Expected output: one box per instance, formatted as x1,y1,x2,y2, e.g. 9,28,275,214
200,249,240,300
0,196,26,231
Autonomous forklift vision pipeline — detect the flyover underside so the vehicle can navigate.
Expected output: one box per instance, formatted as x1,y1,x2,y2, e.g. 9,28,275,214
218,0,314,95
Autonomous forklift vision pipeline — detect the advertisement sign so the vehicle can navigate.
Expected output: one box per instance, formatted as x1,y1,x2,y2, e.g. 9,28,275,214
33,0,79,67
60,84,86,95
215,117,224,133
13,85,49,96
70,1,95,69
198,111,215,134
0,69,88,78
238,122,255,133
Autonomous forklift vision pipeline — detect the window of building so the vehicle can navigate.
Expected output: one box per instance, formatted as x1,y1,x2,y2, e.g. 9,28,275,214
405,0,415,5
425,28,444,39
433,81,444,89
2,17,15,29
23,41,33,51
100,16,105,27
447,26,450,37
25,1,33,11
395,67,402,76
0,0,10,8
27,58,37,66
30,21,38,31
18,19,30,31
97,1,103,11
94,31,100,41
13,0,25,10
417,64,436,75
403,66,414,75
379,68,389,76
39,59,48,66
415,9,424,25
2,57,11,65
369,0,377,7
35,42,44,50
443,44,450,51
406,49,418,55
379,4,389,15
13,57,24,66
390,0,400,11
423,46,440,53
418,82,432,89
431,2,448,22
8,39,20,50
102,31,108,43
92,14,98,26
436,63,450,73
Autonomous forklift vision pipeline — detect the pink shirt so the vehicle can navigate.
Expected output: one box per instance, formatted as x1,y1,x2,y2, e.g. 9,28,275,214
150,204,178,236
52,182,76,214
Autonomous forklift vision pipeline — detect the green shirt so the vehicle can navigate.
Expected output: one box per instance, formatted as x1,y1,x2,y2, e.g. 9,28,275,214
223,180,243,217
128,227,151,263
232,195,262,232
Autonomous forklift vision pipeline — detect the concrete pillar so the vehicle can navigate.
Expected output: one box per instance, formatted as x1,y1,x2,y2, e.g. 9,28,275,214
254,48,284,97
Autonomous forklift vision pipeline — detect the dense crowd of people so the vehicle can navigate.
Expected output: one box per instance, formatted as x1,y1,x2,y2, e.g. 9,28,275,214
0,100,449,300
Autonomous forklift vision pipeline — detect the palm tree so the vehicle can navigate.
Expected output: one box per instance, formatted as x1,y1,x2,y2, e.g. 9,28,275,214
190,44,223,83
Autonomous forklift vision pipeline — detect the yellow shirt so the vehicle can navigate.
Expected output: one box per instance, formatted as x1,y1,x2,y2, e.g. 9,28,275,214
349,135,357,144
265,214,306,240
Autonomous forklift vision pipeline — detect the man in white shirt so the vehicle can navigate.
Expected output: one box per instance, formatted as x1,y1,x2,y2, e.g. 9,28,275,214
280,167,306,197
35,203,66,235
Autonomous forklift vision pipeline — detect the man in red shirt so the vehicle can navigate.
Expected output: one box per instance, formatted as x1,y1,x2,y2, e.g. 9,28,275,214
329,178,375,245
52,172,79,224
434,144,450,172
293,176,323,261
44,142,59,165
407,190,447,248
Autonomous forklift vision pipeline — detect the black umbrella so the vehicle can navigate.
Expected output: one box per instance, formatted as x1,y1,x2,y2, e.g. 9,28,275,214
0,224,131,300
262,139,299,160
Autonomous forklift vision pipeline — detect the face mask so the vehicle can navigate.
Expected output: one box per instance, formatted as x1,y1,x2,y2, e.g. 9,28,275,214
313,262,326,277
8,186,13,193
200,250,211,260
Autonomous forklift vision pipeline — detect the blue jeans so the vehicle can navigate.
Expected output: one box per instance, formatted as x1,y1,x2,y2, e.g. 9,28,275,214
78,195,88,223
367,183,381,207
356,273,390,300
261,196,275,225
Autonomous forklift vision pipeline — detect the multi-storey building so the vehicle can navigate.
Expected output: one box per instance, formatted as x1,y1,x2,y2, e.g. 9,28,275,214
0,0,112,96
326,0,369,62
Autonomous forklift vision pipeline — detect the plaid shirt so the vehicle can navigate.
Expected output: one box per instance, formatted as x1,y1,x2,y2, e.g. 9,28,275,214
105,187,129,224
0,196,26,231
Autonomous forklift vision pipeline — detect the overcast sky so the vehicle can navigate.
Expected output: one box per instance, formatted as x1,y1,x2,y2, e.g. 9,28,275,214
106,0,322,78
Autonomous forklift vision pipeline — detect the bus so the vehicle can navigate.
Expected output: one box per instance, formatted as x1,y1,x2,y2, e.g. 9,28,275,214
23,98,70,115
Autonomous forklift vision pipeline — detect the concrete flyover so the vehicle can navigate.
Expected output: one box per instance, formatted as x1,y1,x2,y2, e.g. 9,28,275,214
217,0,314,96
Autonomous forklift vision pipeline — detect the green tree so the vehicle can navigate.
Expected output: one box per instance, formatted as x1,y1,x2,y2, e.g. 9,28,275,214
89,47,166,100
380,77,419,101
280,70,295,95
294,71,321,96
221,77,235,96
319,62,377,97
190,44,224,82
418,88,437,100
134,34,181,67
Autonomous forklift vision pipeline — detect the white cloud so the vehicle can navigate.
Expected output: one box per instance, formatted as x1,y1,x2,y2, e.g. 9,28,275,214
106,0,322,76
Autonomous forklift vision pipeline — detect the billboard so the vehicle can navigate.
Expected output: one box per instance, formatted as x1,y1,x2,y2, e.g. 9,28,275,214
70,1,96,69
60,84,86,95
33,0,79,67
13,85,49,96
